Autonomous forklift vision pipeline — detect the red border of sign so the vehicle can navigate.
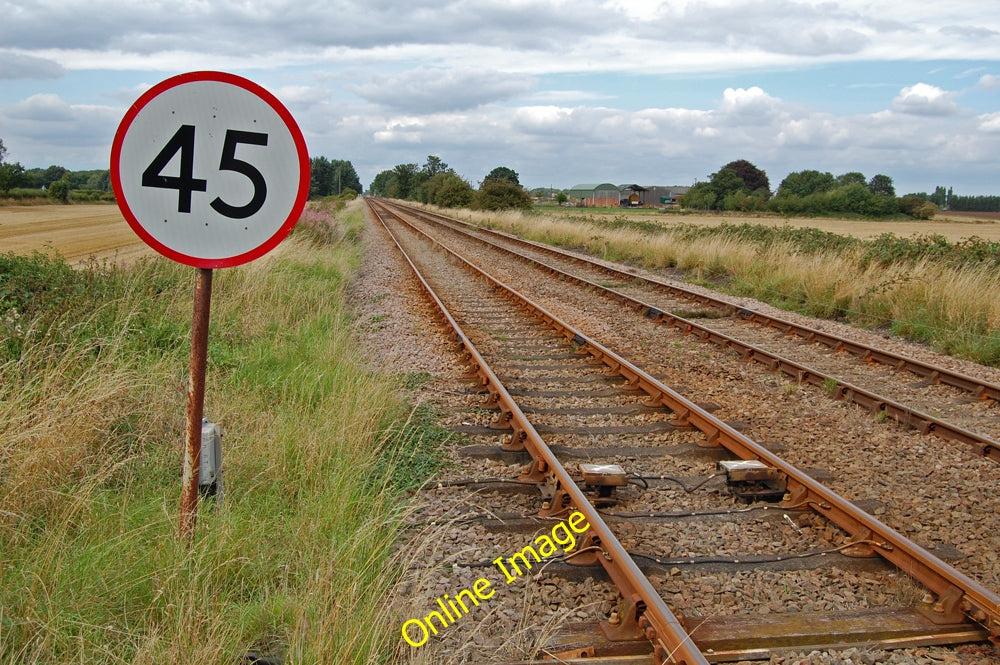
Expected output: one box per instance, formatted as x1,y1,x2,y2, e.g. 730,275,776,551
110,71,310,268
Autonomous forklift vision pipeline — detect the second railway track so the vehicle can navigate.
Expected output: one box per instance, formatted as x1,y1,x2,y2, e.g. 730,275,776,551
379,200,1000,462
358,199,1000,664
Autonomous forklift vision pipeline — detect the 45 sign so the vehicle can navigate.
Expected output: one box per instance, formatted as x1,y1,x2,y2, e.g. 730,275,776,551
111,71,310,268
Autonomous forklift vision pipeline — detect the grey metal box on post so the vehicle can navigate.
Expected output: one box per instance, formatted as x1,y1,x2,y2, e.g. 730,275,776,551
199,419,223,503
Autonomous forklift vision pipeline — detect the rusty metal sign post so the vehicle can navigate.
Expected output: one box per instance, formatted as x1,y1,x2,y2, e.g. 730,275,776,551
178,268,213,538
110,71,309,540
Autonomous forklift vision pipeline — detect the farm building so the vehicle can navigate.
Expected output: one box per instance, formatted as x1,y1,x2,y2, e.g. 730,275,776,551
620,184,647,206
566,183,620,207
619,184,691,207
566,183,691,207
645,186,689,205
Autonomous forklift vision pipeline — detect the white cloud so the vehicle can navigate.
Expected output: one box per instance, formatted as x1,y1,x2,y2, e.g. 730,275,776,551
978,74,1000,91
1,0,994,77
2,1,1000,193
276,85,332,108
892,83,960,116
511,106,578,134
349,68,535,113
0,51,65,79
528,90,615,103
0,93,120,166
979,112,1000,132
373,117,426,145
105,83,154,105
719,86,782,115
939,24,1000,40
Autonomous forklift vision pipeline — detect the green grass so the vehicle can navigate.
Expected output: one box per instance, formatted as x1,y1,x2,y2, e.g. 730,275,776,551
0,200,446,664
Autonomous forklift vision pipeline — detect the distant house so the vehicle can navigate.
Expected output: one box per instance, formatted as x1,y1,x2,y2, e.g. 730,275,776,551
566,183,620,207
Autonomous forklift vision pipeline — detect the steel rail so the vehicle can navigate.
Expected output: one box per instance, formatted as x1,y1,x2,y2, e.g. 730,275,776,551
386,200,1000,404
371,198,1000,646
367,200,709,665
378,200,1000,464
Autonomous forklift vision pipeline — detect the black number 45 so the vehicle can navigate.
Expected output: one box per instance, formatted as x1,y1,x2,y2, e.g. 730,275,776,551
141,124,268,219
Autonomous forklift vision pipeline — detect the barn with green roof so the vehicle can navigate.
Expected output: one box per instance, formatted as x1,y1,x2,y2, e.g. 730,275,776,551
566,183,620,207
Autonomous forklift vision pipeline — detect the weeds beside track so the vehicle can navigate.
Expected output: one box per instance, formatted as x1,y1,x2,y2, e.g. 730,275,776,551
433,206,1000,366
0,199,443,664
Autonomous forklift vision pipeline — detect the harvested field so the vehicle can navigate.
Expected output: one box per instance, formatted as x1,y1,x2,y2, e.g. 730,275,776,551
547,208,1000,242
0,204,151,264
676,213,1000,242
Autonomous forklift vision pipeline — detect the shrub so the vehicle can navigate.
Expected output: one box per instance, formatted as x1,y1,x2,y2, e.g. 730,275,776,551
472,180,533,211
47,179,69,203
898,195,938,218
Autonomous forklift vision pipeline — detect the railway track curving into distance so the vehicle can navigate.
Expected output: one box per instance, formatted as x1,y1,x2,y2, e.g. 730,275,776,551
363,199,1000,664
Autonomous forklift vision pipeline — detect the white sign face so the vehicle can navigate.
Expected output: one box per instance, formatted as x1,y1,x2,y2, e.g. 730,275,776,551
111,71,310,268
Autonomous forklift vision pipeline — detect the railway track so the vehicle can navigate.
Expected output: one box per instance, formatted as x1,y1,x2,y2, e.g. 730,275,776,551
377,200,1000,463
362,199,1000,664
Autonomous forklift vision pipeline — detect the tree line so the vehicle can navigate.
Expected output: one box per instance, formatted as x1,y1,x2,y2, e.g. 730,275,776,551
0,137,366,205
916,186,1000,213
679,159,941,218
0,140,112,202
0,137,531,212
5,134,999,216
368,157,532,211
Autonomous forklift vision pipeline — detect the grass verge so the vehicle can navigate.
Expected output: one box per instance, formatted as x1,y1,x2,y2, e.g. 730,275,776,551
427,205,1000,366
0,199,446,663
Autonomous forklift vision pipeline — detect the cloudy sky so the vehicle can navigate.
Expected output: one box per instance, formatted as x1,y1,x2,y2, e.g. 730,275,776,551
2,0,1000,195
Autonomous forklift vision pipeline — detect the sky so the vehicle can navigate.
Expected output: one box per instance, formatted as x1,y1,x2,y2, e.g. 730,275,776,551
2,0,1000,195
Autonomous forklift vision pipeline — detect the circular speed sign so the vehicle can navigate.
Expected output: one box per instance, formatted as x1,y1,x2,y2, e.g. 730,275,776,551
111,71,310,268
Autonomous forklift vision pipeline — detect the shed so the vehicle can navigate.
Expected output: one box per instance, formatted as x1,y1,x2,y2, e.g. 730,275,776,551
620,184,649,206
566,183,620,207
645,186,690,206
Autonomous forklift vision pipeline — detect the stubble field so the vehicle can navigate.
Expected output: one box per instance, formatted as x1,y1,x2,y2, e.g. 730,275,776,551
3,204,999,265
544,206,1000,242
0,204,151,263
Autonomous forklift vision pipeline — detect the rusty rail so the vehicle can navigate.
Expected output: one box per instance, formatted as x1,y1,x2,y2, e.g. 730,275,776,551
390,200,1000,404
379,200,1000,464
368,200,708,665
370,198,1000,647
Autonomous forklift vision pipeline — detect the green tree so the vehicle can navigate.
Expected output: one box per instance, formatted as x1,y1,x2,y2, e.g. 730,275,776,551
472,180,532,211
837,172,867,187
47,179,69,203
776,170,837,198
0,139,27,194
678,182,717,210
421,155,449,178
721,159,770,195
392,163,421,199
927,186,948,207
868,174,896,198
0,162,25,194
86,170,111,191
426,172,474,208
709,168,747,200
369,170,398,197
483,166,520,186
556,192,568,204
42,165,69,188
310,157,362,198
310,156,333,198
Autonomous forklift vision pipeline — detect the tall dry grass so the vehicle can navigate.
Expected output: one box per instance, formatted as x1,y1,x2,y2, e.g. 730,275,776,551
1,199,443,663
